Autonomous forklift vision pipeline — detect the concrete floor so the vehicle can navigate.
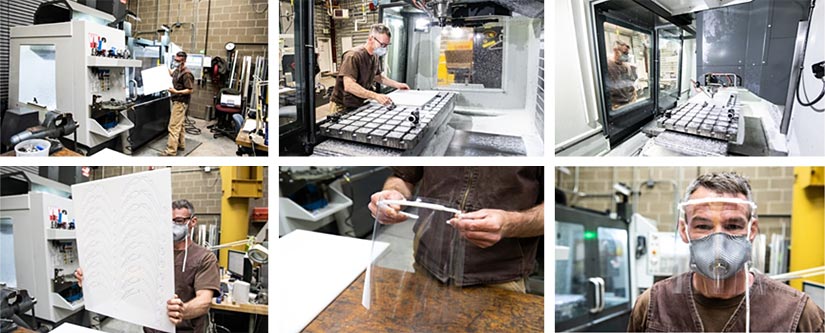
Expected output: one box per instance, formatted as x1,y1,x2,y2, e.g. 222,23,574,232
100,318,142,333
131,118,241,157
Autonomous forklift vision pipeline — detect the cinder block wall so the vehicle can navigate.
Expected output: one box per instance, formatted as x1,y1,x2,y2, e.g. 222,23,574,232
129,0,268,119
129,0,268,56
90,166,269,237
555,167,794,236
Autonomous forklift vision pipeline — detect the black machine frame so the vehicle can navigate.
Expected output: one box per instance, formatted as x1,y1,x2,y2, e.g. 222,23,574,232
279,0,317,155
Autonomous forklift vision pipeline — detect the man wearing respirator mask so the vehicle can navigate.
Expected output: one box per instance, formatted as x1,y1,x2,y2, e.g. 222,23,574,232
330,23,410,114
628,172,824,332
75,200,220,332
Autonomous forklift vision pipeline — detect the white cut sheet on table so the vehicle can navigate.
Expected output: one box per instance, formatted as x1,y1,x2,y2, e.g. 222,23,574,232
72,169,175,333
385,90,440,107
141,65,174,95
278,230,388,333
51,323,109,333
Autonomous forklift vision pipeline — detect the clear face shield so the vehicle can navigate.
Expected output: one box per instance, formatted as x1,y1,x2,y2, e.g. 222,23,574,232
361,197,468,329
676,196,762,332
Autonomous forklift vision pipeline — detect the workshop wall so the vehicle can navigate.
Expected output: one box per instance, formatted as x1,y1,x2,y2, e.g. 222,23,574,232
332,0,380,63
555,167,794,235
89,167,269,230
129,0,268,57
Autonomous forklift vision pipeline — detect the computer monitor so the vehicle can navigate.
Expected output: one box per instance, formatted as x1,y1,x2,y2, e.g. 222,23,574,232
227,250,246,277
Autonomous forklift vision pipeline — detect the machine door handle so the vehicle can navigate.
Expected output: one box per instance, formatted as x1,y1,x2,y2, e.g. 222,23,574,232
588,277,602,313
596,277,606,312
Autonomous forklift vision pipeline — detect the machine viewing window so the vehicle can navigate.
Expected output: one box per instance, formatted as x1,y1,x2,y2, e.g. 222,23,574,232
659,35,682,98
602,22,652,114
18,44,57,110
437,23,504,89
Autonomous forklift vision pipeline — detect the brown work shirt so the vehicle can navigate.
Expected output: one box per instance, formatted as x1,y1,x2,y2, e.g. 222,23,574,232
627,272,825,332
390,166,543,287
145,242,221,333
606,59,637,107
331,46,382,109
171,67,195,104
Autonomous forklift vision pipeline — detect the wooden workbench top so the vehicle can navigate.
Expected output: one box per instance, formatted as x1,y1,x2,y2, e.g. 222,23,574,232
304,267,544,332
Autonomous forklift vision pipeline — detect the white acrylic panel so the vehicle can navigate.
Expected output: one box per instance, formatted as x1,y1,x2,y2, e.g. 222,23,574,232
72,169,175,333
278,230,388,333
386,90,440,107
141,65,174,95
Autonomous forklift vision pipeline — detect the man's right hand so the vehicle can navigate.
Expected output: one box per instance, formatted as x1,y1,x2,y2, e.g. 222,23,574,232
374,94,393,106
74,268,83,287
368,190,408,224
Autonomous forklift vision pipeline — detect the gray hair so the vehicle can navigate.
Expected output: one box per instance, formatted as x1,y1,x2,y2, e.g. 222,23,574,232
172,199,195,217
682,172,755,217
369,23,392,38
683,172,753,202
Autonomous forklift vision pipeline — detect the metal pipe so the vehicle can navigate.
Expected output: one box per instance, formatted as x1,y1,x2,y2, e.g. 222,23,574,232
205,0,212,55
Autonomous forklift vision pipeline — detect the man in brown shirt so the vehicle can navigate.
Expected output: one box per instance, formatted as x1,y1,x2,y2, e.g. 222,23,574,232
330,23,410,113
161,51,195,156
76,199,221,333
606,40,638,110
627,172,825,332
368,167,544,293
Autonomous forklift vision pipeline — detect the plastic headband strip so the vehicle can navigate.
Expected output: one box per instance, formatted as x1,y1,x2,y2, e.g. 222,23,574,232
677,197,757,213
379,199,463,215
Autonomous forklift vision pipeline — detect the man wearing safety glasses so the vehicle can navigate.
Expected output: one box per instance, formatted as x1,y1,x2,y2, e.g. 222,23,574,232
628,172,824,332
330,23,410,113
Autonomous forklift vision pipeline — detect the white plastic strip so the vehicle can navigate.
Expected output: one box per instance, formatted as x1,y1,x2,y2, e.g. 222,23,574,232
379,199,462,215
677,197,757,211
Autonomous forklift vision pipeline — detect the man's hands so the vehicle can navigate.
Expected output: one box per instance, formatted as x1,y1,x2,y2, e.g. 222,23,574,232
449,209,512,249
397,83,411,90
74,268,83,287
373,93,393,106
167,294,185,325
168,87,178,94
368,190,409,224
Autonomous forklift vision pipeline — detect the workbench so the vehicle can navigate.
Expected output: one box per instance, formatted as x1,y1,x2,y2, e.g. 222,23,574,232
305,267,544,332
211,300,268,333
236,130,268,154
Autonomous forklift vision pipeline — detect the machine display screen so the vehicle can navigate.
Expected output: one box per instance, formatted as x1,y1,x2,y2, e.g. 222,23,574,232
602,22,652,115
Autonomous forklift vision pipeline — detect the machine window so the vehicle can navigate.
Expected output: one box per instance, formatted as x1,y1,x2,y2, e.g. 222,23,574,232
437,23,504,89
18,45,57,110
603,22,652,114
659,34,682,98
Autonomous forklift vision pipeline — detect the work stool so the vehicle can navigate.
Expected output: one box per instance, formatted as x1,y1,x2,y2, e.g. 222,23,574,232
209,89,242,139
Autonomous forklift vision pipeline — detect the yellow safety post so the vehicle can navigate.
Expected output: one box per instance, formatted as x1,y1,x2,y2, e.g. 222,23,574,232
218,166,264,269
789,167,824,291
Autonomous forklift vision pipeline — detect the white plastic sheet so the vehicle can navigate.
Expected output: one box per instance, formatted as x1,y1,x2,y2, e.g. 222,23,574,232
385,90,440,107
73,169,175,333
141,65,173,95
